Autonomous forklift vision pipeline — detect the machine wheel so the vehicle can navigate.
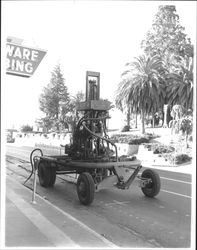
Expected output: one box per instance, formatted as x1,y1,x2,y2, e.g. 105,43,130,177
38,161,56,188
48,167,56,187
77,172,95,205
141,169,161,197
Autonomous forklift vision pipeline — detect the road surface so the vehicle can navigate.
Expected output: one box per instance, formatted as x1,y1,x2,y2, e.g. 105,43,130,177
5,144,193,248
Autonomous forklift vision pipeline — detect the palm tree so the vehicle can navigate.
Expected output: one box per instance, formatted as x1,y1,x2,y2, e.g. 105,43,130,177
116,55,165,134
166,57,193,112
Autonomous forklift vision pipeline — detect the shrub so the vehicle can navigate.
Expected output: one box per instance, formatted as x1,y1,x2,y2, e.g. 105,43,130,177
143,143,175,153
179,117,192,135
153,145,175,154
163,153,192,164
110,133,158,145
174,154,192,164
121,125,130,132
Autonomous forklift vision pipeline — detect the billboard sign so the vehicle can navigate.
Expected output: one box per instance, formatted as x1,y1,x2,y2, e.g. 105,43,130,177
6,42,47,77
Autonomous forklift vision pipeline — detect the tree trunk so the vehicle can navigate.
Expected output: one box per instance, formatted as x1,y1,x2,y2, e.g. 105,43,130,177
56,113,59,132
152,111,155,128
126,108,130,127
141,109,145,134
135,113,138,128
163,104,168,128
185,134,188,149
68,123,73,133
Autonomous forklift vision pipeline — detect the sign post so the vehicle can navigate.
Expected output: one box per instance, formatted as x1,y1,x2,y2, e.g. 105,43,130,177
6,42,47,77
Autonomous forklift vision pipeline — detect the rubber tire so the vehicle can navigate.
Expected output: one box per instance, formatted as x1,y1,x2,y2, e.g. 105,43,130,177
77,172,95,205
48,168,56,187
38,161,56,188
141,169,161,197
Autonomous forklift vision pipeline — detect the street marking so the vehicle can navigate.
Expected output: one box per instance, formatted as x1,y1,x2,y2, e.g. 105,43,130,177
104,200,130,206
161,189,191,198
148,238,162,247
7,188,79,247
160,176,191,185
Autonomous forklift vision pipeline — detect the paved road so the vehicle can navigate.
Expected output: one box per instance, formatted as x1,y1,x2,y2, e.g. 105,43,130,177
5,144,193,248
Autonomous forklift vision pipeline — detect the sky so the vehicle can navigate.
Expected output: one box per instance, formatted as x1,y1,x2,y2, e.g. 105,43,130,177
1,0,196,129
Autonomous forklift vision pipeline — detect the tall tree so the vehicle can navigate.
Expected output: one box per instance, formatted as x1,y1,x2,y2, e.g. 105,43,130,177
141,5,192,66
141,5,194,108
116,55,165,134
39,64,70,132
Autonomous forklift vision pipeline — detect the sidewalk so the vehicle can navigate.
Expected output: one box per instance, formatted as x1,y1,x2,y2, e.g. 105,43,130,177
5,175,116,248
145,161,193,175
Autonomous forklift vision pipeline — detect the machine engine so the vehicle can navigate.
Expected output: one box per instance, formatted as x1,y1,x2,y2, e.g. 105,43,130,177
65,71,116,161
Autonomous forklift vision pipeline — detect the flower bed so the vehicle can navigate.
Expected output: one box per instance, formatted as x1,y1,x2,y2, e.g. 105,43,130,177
141,143,192,165
110,133,159,157
143,143,175,154
110,133,192,164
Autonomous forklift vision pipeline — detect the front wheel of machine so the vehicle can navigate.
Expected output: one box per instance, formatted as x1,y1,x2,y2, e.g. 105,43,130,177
141,169,161,197
38,162,56,188
77,172,95,205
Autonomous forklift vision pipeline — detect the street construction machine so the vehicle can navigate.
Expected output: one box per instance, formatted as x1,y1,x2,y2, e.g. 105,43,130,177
29,71,161,205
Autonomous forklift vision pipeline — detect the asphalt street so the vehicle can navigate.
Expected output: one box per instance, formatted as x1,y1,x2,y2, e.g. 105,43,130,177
4,144,193,248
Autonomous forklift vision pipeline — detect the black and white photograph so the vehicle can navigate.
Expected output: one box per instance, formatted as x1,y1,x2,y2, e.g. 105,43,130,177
1,0,196,249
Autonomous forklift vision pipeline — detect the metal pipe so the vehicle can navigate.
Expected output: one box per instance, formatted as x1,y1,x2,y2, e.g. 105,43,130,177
31,156,40,204
32,167,37,204
82,122,118,162
122,165,142,189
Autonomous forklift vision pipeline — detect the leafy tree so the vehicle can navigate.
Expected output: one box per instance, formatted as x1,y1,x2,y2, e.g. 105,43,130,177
116,55,165,134
60,91,85,132
141,5,193,67
39,64,71,132
35,117,54,133
21,124,33,132
141,5,194,108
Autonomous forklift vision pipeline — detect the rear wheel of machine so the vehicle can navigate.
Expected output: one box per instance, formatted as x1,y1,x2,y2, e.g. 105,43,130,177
141,169,161,197
48,168,56,187
38,161,56,187
77,172,95,205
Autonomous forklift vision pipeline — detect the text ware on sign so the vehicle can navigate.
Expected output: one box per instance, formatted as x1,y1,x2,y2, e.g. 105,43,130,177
6,42,47,77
